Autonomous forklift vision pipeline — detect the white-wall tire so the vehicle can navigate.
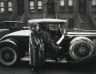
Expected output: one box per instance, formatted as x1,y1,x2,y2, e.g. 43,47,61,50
69,37,95,61
0,47,17,66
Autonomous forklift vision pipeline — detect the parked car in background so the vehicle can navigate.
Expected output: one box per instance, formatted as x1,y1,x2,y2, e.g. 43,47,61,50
0,19,96,66
0,21,27,29
0,21,27,39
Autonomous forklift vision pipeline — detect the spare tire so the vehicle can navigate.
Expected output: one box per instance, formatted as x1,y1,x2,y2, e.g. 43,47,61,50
69,37,95,61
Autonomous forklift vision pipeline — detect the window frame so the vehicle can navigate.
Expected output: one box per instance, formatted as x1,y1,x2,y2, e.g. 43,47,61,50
92,0,96,12
69,0,73,6
37,0,43,13
29,0,34,13
0,2,4,13
68,0,74,12
8,1,13,13
92,0,96,6
60,0,65,13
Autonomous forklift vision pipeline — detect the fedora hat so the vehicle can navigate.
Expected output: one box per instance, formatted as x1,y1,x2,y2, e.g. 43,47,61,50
30,23,38,28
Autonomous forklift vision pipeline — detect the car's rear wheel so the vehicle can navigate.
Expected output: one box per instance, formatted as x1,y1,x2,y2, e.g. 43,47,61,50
69,37,94,61
0,47,17,66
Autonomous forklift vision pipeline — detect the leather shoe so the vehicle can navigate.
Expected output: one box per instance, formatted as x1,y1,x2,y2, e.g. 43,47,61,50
37,70,42,73
32,68,37,74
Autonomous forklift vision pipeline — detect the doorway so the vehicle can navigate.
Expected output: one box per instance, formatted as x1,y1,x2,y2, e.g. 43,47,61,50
17,0,24,15
78,0,86,14
47,0,55,15
68,19,74,29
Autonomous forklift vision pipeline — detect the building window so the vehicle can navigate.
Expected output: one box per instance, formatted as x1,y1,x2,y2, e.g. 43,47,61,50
29,0,34,13
8,2,12,13
60,0,65,12
92,0,96,5
37,0,42,13
0,2,4,13
69,0,73,6
92,0,96,12
68,0,73,12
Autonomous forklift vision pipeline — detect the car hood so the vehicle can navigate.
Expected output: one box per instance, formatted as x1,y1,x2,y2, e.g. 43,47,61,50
68,30,96,37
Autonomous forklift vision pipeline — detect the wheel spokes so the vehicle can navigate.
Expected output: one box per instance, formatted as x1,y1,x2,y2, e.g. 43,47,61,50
2,50,14,62
74,43,89,57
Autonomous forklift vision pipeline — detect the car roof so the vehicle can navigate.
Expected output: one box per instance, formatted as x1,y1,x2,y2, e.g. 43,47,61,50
28,19,67,24
1,21,22,23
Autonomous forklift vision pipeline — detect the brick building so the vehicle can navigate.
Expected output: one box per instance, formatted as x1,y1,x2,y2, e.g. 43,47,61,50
0,0,96,29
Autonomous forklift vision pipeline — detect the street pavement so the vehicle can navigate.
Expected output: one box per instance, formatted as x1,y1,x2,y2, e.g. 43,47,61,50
0,61,96,74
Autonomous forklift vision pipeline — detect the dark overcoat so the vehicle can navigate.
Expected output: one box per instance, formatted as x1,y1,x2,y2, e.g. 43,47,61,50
29,29,45,66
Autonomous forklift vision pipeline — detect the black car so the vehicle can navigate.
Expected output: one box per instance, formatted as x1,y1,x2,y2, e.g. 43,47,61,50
0,21,27,39
0,19,96,66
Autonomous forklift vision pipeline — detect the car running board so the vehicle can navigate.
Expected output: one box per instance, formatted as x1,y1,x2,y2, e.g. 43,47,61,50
21,56,67,63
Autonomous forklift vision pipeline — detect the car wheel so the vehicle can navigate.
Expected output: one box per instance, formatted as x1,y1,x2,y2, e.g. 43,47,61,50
0,47,17,66
69,38,94,61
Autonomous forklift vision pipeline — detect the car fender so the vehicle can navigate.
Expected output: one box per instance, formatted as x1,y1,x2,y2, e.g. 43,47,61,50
0,38,25,57
0,38,22,53
0,39,17,46
70,36,95,47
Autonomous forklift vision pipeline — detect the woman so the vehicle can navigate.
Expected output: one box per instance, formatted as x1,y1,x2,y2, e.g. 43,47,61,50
29,23,45,74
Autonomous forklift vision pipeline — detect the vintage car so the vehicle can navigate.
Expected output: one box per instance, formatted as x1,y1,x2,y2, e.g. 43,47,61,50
0,19,96,66
0,21,27,39
0,21,26,29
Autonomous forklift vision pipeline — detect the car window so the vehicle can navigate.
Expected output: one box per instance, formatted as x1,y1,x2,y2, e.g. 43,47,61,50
14,23,19,28
40,23,65,31
1,22,8,28
49,24,59,30
9,23,14,27
0,22,22,28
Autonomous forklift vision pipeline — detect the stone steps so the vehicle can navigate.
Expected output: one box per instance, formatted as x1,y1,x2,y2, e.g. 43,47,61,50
80,14,95,30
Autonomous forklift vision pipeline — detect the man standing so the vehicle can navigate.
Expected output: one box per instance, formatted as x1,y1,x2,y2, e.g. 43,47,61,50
29,23,45,74
40,24,61,62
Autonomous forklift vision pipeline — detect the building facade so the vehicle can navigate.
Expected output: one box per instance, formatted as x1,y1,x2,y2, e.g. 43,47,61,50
0,0,96,29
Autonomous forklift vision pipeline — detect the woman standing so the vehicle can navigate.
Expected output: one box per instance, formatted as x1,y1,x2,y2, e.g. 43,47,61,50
29,23,45,74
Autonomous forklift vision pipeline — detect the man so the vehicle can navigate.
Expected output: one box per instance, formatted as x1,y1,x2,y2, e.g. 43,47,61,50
40,24,61,62
29,23,45,74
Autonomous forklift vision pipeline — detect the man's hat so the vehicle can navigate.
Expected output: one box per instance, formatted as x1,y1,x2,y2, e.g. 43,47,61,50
30,23,38,28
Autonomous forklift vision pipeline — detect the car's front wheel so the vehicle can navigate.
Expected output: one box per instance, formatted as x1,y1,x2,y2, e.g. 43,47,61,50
0,47,18,66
